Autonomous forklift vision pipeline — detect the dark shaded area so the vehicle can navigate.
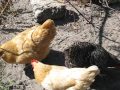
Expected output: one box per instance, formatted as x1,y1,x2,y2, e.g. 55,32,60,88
92,0,120,10
36,5,66,23
92,0,101,5
1,28,23,34
24,49,65,79
24,64,34,79
38,10,79,26
98,8,109,46
91,68,120,90
41,49,65,66
110,3,120,10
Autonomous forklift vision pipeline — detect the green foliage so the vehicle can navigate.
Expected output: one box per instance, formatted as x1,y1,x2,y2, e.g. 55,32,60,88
0,80,15,90
0,61,15,90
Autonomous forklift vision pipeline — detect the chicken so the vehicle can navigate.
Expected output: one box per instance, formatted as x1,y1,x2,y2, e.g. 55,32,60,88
64,42,120,71
0,19,56,64
31,59,100,90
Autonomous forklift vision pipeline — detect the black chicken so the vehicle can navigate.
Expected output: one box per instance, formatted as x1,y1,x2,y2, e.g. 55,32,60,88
64,42,120,71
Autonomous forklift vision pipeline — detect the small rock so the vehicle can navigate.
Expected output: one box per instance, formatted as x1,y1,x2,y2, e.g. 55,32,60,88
30,0,66,23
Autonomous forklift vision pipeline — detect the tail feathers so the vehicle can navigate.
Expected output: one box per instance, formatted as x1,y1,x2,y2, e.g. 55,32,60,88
88,65,99,70
87,65,100,74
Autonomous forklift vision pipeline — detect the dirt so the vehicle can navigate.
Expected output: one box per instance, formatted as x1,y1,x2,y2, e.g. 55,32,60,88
0,0,120,90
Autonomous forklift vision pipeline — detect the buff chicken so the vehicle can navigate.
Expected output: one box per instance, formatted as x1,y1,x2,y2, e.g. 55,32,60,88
0,19,56,64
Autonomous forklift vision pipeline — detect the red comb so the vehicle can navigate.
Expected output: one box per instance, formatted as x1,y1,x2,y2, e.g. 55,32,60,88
31,59,38,63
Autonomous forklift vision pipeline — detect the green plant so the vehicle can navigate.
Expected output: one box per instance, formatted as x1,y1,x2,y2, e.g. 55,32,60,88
0,61,15,90
0,80,15,90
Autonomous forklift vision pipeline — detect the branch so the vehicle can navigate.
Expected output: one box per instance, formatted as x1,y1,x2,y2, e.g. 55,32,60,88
65,0,95,27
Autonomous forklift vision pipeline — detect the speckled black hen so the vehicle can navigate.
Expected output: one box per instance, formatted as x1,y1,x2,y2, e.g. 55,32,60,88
64,42,120,70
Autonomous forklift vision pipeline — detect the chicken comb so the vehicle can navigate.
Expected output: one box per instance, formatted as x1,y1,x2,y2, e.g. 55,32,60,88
31,59,39,63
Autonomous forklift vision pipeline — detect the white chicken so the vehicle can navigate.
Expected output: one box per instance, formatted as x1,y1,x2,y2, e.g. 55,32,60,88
31,59,100,90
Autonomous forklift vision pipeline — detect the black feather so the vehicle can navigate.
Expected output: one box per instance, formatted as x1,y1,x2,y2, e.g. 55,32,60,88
64,42,120,70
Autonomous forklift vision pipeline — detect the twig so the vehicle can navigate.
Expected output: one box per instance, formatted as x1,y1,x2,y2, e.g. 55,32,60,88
103,35,120,44
65,0,95,27
0,0,11,16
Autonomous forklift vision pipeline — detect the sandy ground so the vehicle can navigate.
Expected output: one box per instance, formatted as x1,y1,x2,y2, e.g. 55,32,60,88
0,0,120,90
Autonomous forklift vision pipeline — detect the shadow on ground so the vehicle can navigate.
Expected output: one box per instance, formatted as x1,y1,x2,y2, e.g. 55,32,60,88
24,49,65,79
109,3,120,10
24,64,34,79
24,49,120,90
41,49,65,66
38,10,79,26
55,10,79,25
98,7,109,46
91,68,120,90
1,28,23,34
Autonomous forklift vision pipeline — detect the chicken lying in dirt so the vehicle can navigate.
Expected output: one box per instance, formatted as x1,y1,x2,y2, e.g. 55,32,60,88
0,19,56,64
64,42,120,72
31,59,100,90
